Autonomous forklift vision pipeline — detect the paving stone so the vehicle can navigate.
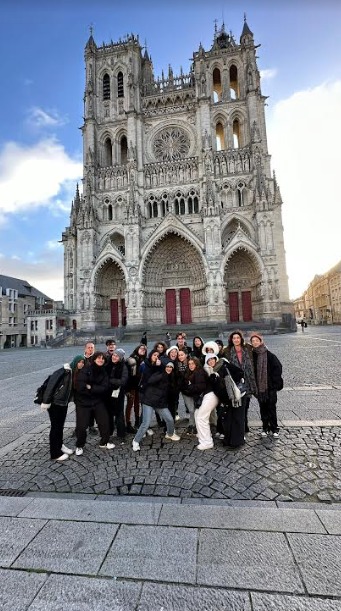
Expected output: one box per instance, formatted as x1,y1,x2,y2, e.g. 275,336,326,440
138,583,251,610
0,568,47,611
28,573,141,611
288,533,341,596
197,529,304,593
13,520,118,575
159,505,326,533
316,510,341,534
0,496,33,516
100,524,197,583
251,592,341,610
0,516,46,567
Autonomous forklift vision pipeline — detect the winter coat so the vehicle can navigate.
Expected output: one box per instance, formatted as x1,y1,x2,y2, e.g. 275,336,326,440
107,359,129,396
252,350,283,393
209,358,244,406
140,359,170,410
74,363,109,408
180,367,208,403
42,366,73,407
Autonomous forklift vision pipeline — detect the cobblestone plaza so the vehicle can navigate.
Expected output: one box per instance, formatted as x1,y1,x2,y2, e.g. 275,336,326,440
1,326,340,502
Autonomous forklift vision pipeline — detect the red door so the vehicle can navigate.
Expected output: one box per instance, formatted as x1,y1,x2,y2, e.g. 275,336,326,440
241,291,252,322
229,292,239,322
110,299,119,327
165,289,176,324
180,288,192,324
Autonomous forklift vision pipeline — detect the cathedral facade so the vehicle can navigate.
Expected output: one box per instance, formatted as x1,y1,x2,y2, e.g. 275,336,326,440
62,19,291,331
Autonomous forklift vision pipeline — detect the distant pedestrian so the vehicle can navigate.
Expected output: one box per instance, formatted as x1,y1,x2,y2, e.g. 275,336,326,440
250,332,283,438
300,319,306,332
164,331,171,347
140,331,148,346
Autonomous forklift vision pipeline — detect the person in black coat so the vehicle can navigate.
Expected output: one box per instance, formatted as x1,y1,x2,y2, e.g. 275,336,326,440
250,332,283,437
125,343,148,432
41,362,75,462
74,352,114,455
106,348,129,442
132,351,181,451
211,356,245,449
180,356,208,434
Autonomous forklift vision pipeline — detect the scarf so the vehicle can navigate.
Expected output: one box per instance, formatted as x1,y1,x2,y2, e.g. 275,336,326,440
254,344,268,400
229,347,257,396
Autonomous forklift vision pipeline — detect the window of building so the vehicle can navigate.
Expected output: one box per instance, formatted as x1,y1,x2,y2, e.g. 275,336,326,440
120,135,128,164
230,65,239,99
216,122,225,150
233,119,241,148
103,73,110,100
108,204,113,221
104,138,112,166
213,67,222,103
237,182,245,207
117,72,124,97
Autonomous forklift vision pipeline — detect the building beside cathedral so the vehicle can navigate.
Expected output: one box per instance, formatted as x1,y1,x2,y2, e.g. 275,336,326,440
62,19,292,331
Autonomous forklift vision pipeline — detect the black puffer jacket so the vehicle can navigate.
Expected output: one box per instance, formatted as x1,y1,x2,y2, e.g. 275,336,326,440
180,367,208,403
42,366,73,407
140,359,170,410
75,363,109,408
210,359,244,405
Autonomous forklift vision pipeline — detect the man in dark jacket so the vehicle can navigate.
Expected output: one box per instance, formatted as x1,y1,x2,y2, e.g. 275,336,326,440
41,363,74,462
250,332,283,438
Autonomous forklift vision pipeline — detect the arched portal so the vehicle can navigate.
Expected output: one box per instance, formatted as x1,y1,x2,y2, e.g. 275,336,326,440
142,233,207,325
224,249,261,322
94,260,126,327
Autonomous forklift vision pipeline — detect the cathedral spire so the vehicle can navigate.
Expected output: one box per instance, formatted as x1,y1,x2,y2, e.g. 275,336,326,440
240,14,254,45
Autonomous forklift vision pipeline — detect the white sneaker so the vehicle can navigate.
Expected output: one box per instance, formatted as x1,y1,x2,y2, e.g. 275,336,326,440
55,453,69,462
99,442,115,449
146,429,154,436
61,444,74,455
75,447,83,456
261,431,268,437
132,440,140,452
175,415,180,421
273,432,279,438
165,433,181,441
196,444,214,451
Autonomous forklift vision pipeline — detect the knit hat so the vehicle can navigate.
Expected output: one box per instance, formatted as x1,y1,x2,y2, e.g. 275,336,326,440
166,345,179,356
112,348,126,361
249,332,264,343
70,355,85,371
165,361,174,369
202,341,220,356
205,353,219,365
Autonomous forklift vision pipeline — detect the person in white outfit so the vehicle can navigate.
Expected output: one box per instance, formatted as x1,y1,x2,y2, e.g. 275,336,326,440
194,342,221,450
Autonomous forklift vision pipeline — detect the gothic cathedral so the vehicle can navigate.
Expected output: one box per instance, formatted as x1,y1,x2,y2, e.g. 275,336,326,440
62,19,291,331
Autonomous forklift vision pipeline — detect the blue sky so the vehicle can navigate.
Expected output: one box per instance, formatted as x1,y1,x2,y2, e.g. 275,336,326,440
1,0,341,301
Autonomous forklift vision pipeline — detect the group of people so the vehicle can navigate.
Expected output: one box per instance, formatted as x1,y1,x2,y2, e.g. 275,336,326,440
40,330,283,462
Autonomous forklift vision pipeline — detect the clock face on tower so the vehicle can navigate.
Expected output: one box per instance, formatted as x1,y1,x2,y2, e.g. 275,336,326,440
153,126,190,161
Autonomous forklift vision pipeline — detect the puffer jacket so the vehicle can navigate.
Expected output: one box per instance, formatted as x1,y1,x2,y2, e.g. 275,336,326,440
140,359,170,410
75,363,109,408
42,365,73,407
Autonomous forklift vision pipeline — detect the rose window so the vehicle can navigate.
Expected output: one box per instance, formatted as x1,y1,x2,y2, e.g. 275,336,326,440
153,127,190,161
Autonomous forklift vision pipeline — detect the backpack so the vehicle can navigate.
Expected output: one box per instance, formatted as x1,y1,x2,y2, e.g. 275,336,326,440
33,375,51,405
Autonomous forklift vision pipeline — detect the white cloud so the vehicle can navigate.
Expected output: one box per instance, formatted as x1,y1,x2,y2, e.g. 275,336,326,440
0,253,64,301
260,68,277,80
46,240,62,250
267,80,341,299
0,138,82,218
26,106,68,128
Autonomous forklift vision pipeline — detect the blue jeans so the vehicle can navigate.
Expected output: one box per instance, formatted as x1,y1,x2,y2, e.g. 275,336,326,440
135,404,174,444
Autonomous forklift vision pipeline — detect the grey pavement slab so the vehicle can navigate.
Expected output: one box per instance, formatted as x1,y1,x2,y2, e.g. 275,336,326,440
138,583,252,610
13,520,118,575
27,573,142,611
0,495,34,516
0,569,47,611
19,497,162,524
100,524,197,583
288,533,341,596
0,516,46,567
159,505,327,533
251,592,341,610
197,529,304,594
316,509,341,534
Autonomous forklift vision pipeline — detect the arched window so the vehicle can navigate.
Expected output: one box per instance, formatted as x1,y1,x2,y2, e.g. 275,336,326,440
103,74,110,100
216,122,225,151
153,200,158,217
213,67,222,103
104,138,112,166
233,119,240,149
108,204,113,220
237,182,244,207
162,193,168,215
117,72,124,98
120,135,127,164
193,195,199,213
230,65,239,99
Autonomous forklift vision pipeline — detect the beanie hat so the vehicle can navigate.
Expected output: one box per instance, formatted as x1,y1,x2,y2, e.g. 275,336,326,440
113,348,126,361
165,361,174,368
70,355,85,371
166,345,179,356
205,353,219,365
202,341,220,356
249,332,264,343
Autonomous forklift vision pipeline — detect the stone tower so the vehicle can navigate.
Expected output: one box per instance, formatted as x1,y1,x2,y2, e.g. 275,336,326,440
62,19,291,331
